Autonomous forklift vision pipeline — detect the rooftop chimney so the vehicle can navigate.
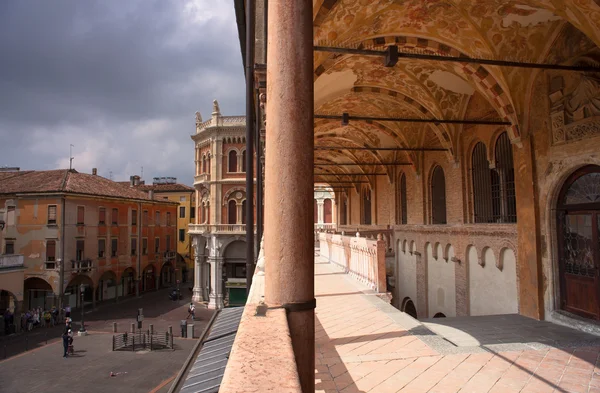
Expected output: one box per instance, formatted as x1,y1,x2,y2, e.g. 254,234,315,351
92,168,97,176
148,190,154,200
130,175,135,187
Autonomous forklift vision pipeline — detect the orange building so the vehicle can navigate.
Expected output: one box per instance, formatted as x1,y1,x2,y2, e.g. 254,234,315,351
0,168,177,318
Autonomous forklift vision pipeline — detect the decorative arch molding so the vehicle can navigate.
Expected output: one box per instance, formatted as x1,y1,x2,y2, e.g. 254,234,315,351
222,187,246,206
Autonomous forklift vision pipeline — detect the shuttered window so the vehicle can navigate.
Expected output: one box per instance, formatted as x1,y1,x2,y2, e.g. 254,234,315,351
132,210,137,226
46,240,56,261
112,208,118,225
98,239,105,258
48,205,57,225
99,208,106,225
77,206,85,225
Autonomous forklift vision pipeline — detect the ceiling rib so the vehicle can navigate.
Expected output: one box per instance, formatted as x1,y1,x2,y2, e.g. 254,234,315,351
315,146,447,151
314,45,600,72
315,113,510,126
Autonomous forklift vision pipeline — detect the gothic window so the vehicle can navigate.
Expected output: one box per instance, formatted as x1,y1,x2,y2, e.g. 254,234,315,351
242,150,247,172
396,173,408,225
340,194,347,225
324,199,332,224
492,132,517,223
362,187,372,225
228,200,237,224
202,156,207,173
471,142,493,223
431,166,447,224
228,150,237,173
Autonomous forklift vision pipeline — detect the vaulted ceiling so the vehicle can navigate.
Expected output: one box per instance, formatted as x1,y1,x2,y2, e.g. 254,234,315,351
312,0,600,187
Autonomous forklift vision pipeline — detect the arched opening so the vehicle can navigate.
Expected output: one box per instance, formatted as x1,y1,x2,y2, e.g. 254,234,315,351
228,200,237,225
122,267,136,296
223,240,247,306
493,132,517,223
64,275,94,309
401,298,418,319
557,165,600,320
228,150,238,173
471,142,493,223
202,156,207,173
23,277,54,310
95,271,117,303
1,290,18,335
340,194,347,225
431,166,447,224
142,265,155,292
362,187,371,225
242,150,247,172
323,199,332,224
160,261,174,288
433,312,446,318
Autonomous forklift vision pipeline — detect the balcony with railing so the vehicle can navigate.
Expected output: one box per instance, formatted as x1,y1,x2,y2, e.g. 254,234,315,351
193,173,211,184
0,254,24,270
70,259,93,273
188,224,256,235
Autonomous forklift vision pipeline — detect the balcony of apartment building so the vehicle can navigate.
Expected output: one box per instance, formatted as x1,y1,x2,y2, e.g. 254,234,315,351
188,223,256,235
193,173,211,185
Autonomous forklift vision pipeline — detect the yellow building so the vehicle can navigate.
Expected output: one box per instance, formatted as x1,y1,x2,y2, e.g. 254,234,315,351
125,176,195,286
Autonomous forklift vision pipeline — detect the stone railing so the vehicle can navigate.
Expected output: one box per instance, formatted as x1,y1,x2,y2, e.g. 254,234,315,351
0,254,24,269
220,241,302,393
337,225,394,250
70,259,93,273
188,224,256,235
193,173,211,184
319,232,387,293
314,223,336,231
198,116,246,131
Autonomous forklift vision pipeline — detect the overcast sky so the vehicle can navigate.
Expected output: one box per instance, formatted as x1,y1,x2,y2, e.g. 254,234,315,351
0,0,245,186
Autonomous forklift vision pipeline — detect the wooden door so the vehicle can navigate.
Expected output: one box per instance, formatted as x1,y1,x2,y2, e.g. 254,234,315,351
557,166,600,320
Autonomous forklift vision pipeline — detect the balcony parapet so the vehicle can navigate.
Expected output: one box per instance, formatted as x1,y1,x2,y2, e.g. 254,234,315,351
188,224,256,235
220,242,301,393
319,232,387,293
0,254,24,270
194,173,211,184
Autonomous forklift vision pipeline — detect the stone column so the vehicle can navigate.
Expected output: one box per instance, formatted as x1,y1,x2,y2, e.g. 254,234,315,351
317,200,324,225
211,138,223,225
207,256,223,309
265,2,315,391
203,258,210,301
192,237,204,302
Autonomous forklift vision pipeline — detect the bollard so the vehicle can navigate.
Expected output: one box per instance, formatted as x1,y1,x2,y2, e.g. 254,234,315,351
149,324,154,335
130,323,135,334
187,323,194,339
113,322,117,333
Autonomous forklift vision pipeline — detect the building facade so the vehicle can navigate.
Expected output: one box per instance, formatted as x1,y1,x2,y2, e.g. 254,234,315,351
188,101,257,309
0,168,177,323
125,176,195,286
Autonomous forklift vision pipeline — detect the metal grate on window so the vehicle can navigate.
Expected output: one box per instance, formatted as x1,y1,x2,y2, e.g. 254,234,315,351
494,132,517,223
471,142,494,223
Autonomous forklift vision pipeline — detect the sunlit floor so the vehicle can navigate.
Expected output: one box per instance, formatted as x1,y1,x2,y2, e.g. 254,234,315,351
314,253,600,393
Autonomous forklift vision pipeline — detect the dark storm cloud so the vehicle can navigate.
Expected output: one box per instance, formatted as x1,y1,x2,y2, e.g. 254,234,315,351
0,0,245,184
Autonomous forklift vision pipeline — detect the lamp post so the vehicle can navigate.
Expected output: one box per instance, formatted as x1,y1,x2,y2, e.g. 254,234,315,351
78,284,87,335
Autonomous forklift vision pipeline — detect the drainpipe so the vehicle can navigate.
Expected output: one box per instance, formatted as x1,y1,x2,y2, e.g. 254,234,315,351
59,196,66,312
245,0,255,295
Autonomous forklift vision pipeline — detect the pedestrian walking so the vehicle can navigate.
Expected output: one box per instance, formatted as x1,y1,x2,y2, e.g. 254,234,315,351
187,302,195,321
62,330,69,358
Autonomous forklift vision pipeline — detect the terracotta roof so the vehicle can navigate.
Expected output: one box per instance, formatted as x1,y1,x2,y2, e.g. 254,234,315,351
135,183,195,193
0,170,176,202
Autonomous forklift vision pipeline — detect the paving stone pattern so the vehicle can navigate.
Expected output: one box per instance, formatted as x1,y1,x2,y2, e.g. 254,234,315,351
315,255,600,393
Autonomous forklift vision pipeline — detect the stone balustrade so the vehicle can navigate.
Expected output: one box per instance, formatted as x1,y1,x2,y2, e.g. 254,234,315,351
188,224,256,235
319,232,387,293
0,254,24,269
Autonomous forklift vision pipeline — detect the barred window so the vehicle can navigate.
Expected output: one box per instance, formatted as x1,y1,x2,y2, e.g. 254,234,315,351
471,142,493,223
431,166,447,224
492,132,517,223
396,173,408,225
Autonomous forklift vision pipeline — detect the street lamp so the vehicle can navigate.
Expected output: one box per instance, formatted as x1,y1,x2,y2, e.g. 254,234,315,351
79,284,87,335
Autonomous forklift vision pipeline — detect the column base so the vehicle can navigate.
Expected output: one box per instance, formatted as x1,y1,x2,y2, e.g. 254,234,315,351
192,287,204,303
207,294,224,310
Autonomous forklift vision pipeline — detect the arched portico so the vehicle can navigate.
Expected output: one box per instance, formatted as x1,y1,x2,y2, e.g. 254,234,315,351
160,261,175,288
142,265,156,292
95,270,117,303
223,240,247,307
121,267,136,297
24,277,54,311
64,275,94,309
